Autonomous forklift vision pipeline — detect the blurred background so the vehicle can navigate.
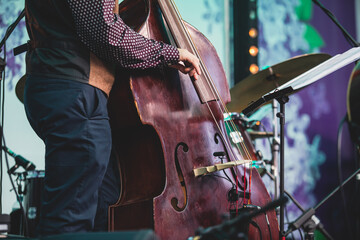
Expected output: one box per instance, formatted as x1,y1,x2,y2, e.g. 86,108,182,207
0,0,359,239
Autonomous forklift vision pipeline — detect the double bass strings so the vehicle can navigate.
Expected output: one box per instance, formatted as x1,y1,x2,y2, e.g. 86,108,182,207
169,0,256,205
167,0,253,164
158,0,246,162
165,0,255,206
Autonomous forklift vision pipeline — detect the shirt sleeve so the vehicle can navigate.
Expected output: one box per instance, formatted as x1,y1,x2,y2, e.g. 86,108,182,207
66,0,179,69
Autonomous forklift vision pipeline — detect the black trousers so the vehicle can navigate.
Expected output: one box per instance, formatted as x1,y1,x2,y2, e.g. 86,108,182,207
24,76,120,236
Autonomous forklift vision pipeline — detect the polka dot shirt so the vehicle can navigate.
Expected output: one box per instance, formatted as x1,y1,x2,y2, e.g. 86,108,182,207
67,0,180,69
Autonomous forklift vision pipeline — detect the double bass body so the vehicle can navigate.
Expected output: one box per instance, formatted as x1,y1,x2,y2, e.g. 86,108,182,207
108,0,279,239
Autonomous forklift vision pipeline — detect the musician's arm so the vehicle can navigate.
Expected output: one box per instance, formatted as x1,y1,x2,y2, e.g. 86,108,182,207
66,0,179,69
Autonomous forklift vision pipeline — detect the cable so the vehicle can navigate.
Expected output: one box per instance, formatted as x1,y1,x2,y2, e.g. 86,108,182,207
221,157,236,187
312,0,359,48
337,115,352,239
299,226,304,240
354,143,360,240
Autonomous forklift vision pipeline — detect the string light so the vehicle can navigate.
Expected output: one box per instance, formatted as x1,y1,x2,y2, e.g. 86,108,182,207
249,46,258,56
249,64,259,74
248,1,258,76
234,0,259,81
249,28,258,38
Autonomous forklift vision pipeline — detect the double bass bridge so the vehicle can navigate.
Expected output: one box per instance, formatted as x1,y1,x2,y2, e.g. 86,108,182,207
193,159,253,177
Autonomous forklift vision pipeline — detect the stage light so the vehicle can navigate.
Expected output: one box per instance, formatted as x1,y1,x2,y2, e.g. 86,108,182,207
249,64,259,74
234,0,259,83
249,46,258,56
249,28,258,38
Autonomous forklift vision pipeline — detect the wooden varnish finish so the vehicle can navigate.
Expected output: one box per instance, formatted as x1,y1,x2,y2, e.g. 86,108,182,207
108,0,279,239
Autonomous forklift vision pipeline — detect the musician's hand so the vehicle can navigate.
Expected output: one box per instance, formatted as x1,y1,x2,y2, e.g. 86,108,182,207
170,48,201,80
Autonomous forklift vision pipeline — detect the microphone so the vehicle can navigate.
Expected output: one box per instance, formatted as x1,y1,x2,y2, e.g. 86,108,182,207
3,146,36,171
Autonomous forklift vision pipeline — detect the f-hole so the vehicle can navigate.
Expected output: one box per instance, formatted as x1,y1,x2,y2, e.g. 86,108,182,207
172,142,189,211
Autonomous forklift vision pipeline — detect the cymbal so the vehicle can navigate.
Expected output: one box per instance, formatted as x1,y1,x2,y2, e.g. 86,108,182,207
227,53,332,113
15,75,26,103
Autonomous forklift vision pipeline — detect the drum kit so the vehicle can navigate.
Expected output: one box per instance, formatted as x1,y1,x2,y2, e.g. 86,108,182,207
223,47,360,239
9,50,360,238
225,53,331,199
8,169,44,237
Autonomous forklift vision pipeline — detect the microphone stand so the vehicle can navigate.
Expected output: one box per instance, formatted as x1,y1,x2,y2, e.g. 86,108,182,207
0,9,25,79
284,190,333,240
242,86,293,239
192,196,288,240
0,9,25,53
0,8,26,232
284,167,360,240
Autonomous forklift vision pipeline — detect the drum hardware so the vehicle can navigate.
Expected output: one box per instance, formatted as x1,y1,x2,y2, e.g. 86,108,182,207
255,150,262,160
9,170,44,237
242,119,261,131
240,45,360,238
247,130,274,140
249,150,271,177
3,145,42,237
223,112,274,178
0,214,11,233
224,112,268,178
270,100,280,201
3,145,35,237
8,172,28,236
240,87,293,238
251,160,268,177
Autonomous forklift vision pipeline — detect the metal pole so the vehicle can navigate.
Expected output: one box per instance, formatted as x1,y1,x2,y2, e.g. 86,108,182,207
277,96,288,239
272,99,279,199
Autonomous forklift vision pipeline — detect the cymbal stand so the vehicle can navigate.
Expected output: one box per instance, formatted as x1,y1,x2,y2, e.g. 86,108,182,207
275,94,289,239
242,87,293,239
271,99,280,200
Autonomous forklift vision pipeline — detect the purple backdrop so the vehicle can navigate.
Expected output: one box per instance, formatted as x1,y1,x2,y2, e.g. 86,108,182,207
305,0,357,238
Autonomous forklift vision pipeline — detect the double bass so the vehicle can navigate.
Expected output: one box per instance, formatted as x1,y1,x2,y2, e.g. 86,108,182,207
108,0,279,239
